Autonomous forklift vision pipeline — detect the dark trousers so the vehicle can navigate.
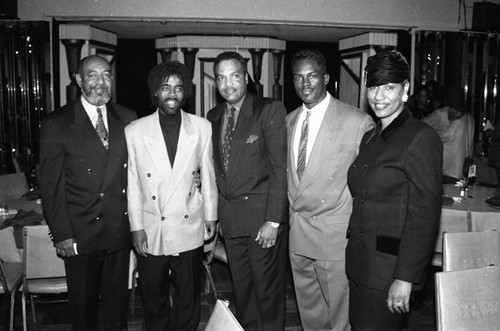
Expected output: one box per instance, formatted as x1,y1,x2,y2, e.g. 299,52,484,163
349,279,404,331
136,246,203,331
224,226,288,331
64,247,130,331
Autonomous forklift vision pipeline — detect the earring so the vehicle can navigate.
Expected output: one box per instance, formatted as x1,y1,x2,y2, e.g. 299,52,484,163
402,94,408,102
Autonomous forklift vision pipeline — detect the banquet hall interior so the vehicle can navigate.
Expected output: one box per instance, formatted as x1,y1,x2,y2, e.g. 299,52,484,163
1,0,500,330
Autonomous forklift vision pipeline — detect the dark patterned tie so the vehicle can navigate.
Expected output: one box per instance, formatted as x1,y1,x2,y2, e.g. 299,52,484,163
95,107,109,150
296,111,311,179
222,107,236,173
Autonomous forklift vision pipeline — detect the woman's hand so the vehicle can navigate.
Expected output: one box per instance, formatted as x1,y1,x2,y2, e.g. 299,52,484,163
386,279,412,314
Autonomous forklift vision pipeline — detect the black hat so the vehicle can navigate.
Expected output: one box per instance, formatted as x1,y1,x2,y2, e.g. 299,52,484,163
365,50,409,88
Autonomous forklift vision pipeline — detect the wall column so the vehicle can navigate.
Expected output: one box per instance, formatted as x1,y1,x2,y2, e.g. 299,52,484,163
271,50,284,101
249,48,265,96
62,39,85,103
182,47,199,114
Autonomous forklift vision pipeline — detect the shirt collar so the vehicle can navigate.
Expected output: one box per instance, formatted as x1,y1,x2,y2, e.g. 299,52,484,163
225,95,246,115
80,95,106,114
300,92,330,118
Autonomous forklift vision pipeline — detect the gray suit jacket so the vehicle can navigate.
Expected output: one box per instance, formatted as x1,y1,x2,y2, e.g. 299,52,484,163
287,95,374,261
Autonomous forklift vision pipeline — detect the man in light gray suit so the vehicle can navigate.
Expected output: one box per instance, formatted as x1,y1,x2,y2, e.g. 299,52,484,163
286,49,374,330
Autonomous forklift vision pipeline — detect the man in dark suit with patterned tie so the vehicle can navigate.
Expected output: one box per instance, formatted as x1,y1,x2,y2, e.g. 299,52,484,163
39,55,136,331
207,51,288,331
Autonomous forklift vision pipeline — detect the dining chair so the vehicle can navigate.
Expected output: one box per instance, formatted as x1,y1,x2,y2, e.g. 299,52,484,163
0,259,23,331
435,266,500,331
203,226,228,301
442,230,500,271
21,224,67,331
205,299,244,331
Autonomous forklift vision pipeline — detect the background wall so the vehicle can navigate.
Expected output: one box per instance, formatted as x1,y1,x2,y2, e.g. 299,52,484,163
17,0,500,32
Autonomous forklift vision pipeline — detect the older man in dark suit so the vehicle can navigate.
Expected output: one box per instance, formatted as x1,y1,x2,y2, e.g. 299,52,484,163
39,55,136,331
207,51,288,331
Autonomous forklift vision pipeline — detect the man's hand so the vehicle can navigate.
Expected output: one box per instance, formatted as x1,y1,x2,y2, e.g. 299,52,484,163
132,230,148,257
255,222,278,249
55,238,77,257
204,221,217,240
386,279,412,314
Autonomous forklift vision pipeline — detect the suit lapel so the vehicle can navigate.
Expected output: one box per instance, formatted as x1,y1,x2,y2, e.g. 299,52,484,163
143,111,172,193
227,94,253,179
287,107,302,196
295,98,340,199
101,103,128,190
69,99,106,153
162,111,198,207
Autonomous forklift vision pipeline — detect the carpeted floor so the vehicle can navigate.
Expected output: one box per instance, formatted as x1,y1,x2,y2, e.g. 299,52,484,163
0,260,437,331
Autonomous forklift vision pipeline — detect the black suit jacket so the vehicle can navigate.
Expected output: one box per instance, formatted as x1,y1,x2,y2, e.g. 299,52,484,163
207,93,288,238
346,109,443,291
39,98,136,253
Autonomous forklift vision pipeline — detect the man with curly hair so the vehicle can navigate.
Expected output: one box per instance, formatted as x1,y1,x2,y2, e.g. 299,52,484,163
125,60,218,331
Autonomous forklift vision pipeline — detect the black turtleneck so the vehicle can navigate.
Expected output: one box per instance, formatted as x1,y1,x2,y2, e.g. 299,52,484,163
158,110,181,166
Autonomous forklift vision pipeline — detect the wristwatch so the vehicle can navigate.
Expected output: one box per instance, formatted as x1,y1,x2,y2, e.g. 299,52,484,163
267,221,279,228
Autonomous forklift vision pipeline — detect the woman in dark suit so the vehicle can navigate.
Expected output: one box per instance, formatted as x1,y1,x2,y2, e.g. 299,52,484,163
345,50,443,330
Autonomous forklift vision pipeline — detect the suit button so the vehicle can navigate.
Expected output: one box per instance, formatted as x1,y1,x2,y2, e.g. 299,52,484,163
123,163,127,168
184,215,189,219
352,164,357,168
124,212,128,215
122,189,126,194
364,164,368,168
152,196,156,200
358,232,363,237
242,196,249,200
161,217,165,221
96,216,100,221
88,168,92,174
100,193,104,198
147,173,151,177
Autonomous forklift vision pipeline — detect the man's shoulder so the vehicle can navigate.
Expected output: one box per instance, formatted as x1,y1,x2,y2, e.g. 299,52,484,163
330,98,369,120
42,101,77,124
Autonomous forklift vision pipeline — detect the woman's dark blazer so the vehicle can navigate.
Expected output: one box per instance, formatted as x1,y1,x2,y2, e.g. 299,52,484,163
345,109,443,291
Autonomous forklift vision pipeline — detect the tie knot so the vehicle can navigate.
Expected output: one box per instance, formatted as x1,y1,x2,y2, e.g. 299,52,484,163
96,107,103,117
229,107,236,117
305,110,312,119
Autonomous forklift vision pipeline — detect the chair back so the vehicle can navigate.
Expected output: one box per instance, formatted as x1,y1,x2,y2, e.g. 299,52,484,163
0,260,22,293
435,266,500,331
0,173,29,202
23,225,66,279
205,300,244,331
442,230,500,271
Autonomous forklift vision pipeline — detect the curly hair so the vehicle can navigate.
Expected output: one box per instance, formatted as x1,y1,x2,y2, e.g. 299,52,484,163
213,51,247,76
291,49,328,75
147,60,193,107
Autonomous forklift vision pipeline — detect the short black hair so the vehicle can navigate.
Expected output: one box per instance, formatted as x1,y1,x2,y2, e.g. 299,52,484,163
291,49,328,75
213,51,247,75
365,50,409,88
147,60,192,106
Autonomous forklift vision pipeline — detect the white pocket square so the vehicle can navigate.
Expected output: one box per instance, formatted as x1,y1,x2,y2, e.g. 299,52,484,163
246,135,259,144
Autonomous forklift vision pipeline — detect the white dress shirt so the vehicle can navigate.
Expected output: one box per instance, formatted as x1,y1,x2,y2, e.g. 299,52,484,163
293,92,331,168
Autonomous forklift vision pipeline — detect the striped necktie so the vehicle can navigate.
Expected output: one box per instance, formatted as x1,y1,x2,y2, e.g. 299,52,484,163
296,111,311,179
95,107,109,150
222,107,236,172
